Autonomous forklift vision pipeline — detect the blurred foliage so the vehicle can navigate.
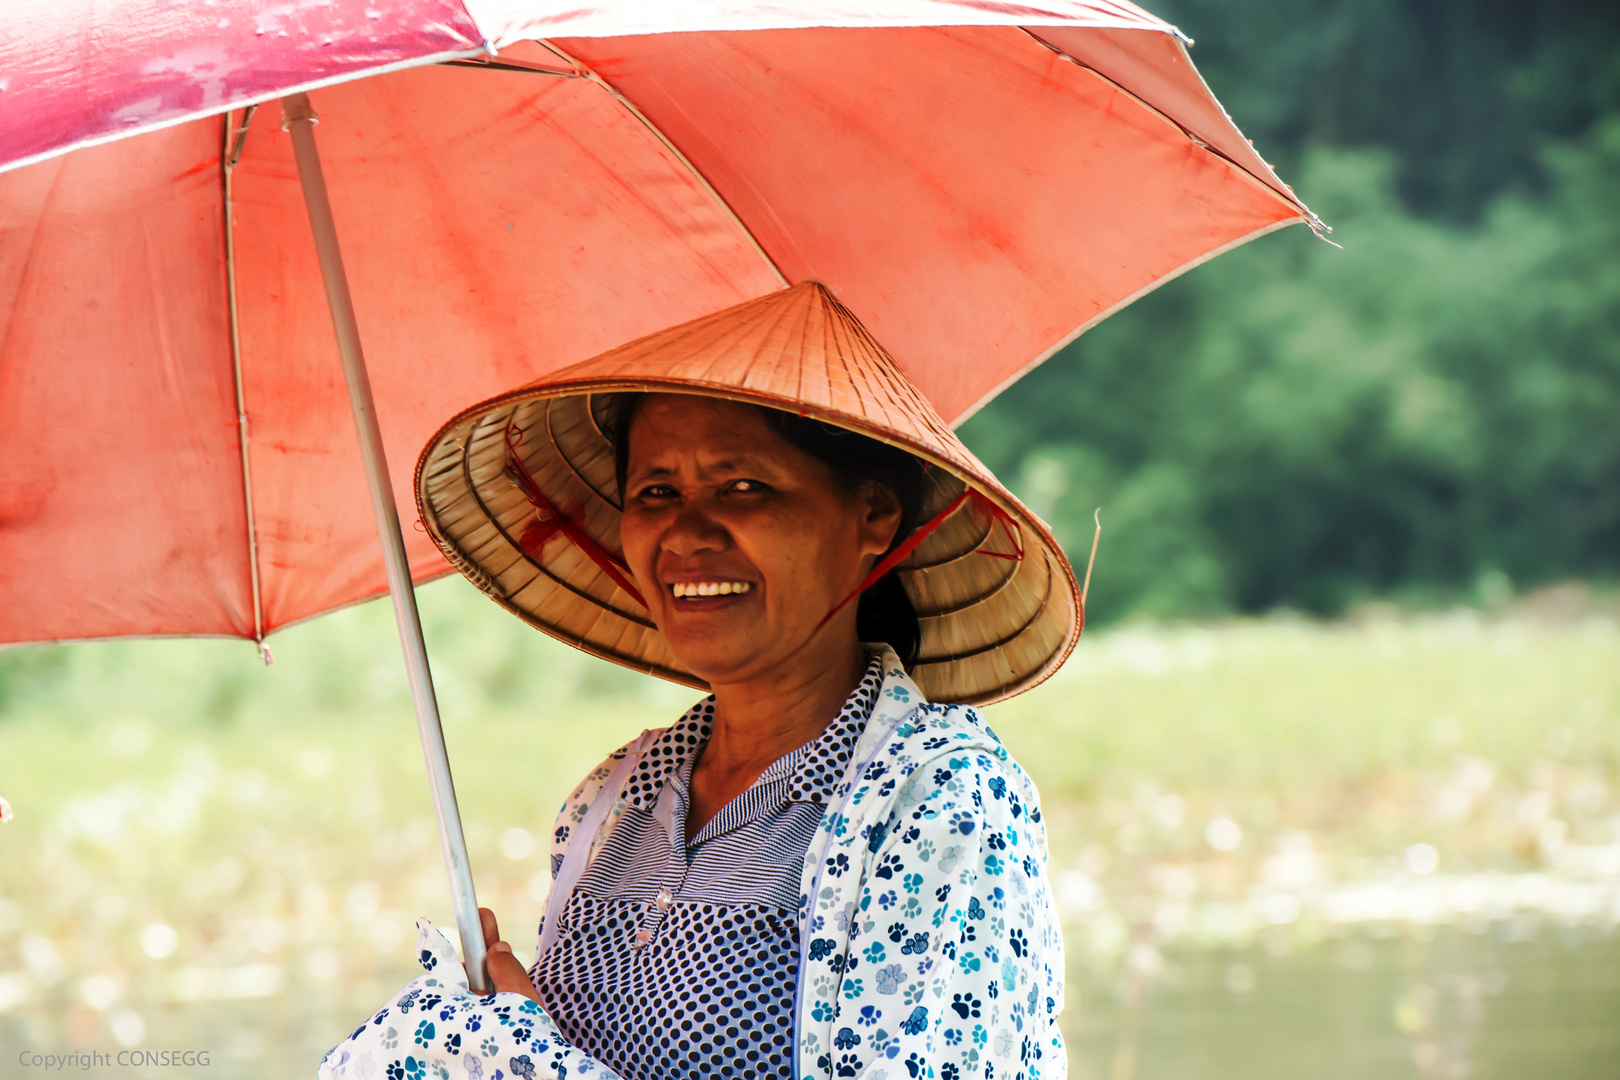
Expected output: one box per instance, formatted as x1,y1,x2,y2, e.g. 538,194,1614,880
961,0,1620,624
1151,0,1620,220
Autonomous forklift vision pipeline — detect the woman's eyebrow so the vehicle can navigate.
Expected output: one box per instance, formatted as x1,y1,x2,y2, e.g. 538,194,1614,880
632,464,675,479
627,453,777,483
700,454,776,475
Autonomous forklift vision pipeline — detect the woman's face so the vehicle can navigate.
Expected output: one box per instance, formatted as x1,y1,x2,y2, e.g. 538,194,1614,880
619,395,901,687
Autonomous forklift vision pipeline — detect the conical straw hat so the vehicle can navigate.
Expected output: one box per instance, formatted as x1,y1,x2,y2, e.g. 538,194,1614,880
415,282,1082,705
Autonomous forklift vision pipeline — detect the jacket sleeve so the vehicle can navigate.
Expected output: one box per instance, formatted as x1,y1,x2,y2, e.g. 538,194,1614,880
317,730,651,1080
317,918,625,1080
809,745,1067,1080
544,734,645,885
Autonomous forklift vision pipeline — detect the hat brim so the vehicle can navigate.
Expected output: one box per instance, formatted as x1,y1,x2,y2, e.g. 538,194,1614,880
415,283,1082,705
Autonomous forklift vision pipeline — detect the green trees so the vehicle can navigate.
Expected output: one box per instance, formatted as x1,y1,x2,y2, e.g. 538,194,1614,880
961,2,1620,622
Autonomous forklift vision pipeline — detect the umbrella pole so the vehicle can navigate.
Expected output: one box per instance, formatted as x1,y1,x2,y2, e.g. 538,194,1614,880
279,92,492,994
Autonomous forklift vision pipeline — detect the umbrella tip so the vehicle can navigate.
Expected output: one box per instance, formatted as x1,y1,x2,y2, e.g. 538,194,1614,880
257,641,274,666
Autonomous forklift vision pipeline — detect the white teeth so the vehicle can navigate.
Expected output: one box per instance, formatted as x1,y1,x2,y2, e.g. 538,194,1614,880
672,581,752,599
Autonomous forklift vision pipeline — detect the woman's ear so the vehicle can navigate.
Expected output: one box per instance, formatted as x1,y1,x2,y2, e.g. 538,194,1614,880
857,481,904,559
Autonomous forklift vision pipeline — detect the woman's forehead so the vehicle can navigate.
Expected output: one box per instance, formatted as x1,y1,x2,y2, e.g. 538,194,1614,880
627,394,792,469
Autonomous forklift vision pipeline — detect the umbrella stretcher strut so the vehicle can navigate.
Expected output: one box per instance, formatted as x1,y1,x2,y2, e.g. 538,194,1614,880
280,92,492,994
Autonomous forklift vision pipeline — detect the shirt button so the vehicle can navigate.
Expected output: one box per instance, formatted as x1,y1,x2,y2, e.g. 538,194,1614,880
655,888,673,912
633,928,652,948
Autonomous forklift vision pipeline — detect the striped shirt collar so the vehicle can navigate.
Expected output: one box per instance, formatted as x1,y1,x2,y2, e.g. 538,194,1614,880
622,651,886,811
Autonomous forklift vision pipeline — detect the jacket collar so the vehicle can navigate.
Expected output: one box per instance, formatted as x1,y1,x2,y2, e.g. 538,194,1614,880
622,649,891,812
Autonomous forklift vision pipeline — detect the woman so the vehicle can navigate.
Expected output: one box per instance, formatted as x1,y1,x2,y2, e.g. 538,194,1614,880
321,283,1082,1080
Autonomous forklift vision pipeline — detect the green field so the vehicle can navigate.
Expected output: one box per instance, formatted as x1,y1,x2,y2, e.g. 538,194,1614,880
2,578,1617,1078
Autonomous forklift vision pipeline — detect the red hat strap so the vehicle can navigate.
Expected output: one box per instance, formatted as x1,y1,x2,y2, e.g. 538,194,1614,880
817,488,1023,631
504,424,648,609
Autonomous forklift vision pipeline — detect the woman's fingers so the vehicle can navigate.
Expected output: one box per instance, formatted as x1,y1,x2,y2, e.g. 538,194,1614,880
467,907,542,1004
485,940,544,1005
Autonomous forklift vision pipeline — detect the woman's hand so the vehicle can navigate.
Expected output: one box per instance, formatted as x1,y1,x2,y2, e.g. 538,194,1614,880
471,907,544,1005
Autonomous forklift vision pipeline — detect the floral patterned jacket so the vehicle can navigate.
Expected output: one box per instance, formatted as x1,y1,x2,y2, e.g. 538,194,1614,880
318,648,1066,1080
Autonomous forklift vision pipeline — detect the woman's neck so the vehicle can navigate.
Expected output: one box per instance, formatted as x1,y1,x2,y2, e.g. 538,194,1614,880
684,639,867,842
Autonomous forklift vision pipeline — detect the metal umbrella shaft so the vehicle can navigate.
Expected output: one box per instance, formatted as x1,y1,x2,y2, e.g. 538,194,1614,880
279,92,491,994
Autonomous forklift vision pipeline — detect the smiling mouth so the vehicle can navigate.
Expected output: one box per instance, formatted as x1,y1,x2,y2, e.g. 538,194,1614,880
670,581,754,600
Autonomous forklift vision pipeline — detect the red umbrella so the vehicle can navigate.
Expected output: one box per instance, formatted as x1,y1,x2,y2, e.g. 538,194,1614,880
0,0,1316,986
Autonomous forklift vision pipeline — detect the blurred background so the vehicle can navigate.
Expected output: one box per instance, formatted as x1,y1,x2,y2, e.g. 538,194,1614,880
3,0,1619,1076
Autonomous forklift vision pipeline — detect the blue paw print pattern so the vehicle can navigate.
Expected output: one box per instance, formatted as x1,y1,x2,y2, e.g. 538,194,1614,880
781,652,1066,1080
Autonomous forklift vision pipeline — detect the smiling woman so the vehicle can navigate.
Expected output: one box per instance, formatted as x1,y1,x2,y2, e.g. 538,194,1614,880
318,283,1083,1080
614,394,929,669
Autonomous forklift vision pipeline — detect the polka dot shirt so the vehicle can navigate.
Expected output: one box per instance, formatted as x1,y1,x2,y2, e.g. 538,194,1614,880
528,654,884,1080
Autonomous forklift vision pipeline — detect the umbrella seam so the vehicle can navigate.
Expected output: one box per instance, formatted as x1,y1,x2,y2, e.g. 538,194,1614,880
950,215,1301,426
222,110,267,654
540,41,791,290
1019,28,1321,226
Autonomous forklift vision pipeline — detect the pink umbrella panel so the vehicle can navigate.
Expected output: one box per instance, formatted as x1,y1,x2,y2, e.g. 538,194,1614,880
0,9,1315,649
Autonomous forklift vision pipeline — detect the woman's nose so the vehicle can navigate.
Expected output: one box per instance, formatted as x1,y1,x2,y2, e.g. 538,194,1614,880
661,503,728,557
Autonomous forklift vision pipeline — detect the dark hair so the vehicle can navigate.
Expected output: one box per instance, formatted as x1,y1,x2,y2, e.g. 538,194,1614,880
608,393,927,666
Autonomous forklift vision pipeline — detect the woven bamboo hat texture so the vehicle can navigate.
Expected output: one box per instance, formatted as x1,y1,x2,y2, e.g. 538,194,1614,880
415,282,1082,705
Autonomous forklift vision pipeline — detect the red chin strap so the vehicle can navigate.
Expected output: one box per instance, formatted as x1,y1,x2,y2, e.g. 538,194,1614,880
816,487,1024,631
505,424,648,609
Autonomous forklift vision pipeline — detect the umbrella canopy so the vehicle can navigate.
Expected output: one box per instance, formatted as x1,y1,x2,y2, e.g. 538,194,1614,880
0,0,1312,648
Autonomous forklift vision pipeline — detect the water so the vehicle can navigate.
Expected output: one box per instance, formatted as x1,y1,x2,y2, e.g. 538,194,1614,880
1063,924,1620,1080
6,924,1613,1077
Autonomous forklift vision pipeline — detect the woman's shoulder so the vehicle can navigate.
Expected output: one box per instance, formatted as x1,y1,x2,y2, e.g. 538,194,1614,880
888,701,1043,813
568,730,660,795
894,700,1013,767
864,651,1017,769
547,727,670,872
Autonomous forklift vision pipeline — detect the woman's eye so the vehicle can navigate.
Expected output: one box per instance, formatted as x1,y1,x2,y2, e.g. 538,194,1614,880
633,483,678,501
726,479,771,494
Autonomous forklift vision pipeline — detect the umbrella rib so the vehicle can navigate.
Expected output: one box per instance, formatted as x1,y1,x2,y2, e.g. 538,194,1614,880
439,56,581,78
1017,29,1322,229
222,110,267,656
537,41,789,290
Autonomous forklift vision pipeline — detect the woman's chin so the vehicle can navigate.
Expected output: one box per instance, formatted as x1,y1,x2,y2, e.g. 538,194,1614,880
665,627,807,688
667,639,769,687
